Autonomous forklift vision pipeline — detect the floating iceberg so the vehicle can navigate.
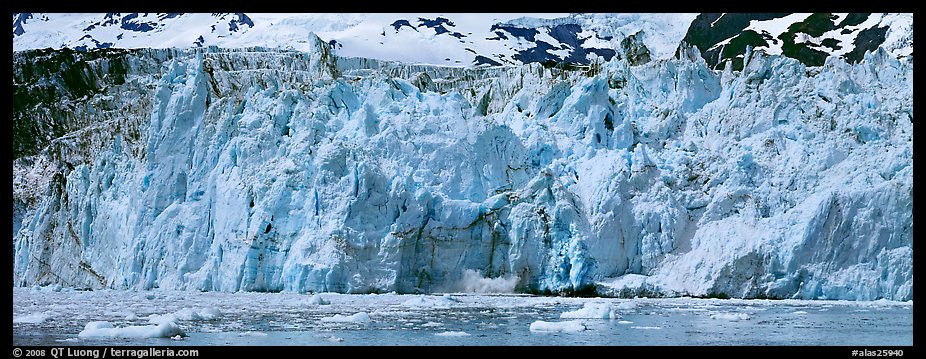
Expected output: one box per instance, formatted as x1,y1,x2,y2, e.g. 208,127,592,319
710,312,750,321
529,320,587,333
560,302,619,319
320,312,372,323
77,321,186,339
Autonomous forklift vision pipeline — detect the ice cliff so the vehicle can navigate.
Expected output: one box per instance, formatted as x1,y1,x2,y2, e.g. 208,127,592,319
12,35,913,300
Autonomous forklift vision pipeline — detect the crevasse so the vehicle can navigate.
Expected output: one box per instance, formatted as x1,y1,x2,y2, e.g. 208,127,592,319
12,35,912,300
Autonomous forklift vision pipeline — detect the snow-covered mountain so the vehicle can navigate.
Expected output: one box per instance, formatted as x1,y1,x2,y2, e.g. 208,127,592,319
12,13,912,69
12,15,913,301
11,13,695,66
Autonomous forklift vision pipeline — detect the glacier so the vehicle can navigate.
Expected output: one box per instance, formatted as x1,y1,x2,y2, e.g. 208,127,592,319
12,34,912,300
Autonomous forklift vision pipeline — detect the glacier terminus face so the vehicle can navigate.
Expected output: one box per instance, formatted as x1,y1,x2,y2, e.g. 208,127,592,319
12,30,912,301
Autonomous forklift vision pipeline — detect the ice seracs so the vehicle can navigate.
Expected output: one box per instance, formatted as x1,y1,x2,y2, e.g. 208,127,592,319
11,26,912,301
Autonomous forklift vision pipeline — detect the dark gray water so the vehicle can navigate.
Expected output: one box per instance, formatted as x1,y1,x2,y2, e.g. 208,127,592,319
13,288,912,346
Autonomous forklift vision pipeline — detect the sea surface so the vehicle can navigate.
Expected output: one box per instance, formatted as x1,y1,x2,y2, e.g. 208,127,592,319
13,287,912,346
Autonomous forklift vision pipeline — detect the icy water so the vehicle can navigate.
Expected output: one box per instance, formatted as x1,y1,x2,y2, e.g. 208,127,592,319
13,287,912,346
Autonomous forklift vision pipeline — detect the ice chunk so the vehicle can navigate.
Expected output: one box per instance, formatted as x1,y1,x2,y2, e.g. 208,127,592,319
320,312,372,323
14,312,53,324
29,284,62,292
792,311,808,315
617,320,633,324
710,312,751,321
560,302,620,319
529,320,587,332
435,331,471,336
401,295,460,308
867,298,905,307
630,326,662,330
148,307,222,324
323,335,344,342
179,307,221,320
83,321,110,331
421,322,443,327
77,321,186,338
238,331,269,336
372,310,416,317
307,294,331,305
616,301,639,310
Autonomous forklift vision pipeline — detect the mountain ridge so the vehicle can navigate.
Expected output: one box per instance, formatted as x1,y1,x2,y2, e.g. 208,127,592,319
12,13,913,69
